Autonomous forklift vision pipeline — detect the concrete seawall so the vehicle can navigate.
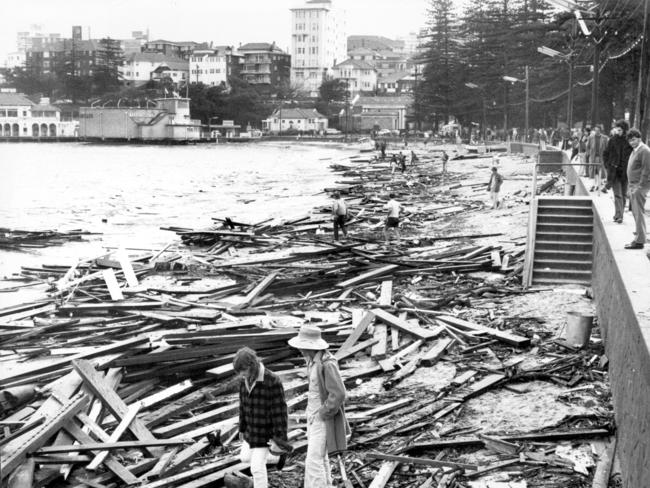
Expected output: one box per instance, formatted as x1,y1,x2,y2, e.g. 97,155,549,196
562,151,650,487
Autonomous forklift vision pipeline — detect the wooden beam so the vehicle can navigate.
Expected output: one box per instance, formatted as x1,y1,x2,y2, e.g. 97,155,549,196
138,457,241,488
336,264,399,288
436,315,530,347
335,337,379,361
372,309,439,340
366,452,477,470
72,359,162,457
378,280,392,306
370,324,388,359
420,338,452,366
368,461,399,488
87,402,142,470
234,271,279,309
37,439,192,454
592,438,616,488
334,311,375,360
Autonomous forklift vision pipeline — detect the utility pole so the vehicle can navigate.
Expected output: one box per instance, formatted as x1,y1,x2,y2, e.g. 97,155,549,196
590,9,602,128
634,0,649,132
525,65,530,143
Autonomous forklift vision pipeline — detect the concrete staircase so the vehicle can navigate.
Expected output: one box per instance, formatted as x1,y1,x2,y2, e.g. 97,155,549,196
526,197,593,286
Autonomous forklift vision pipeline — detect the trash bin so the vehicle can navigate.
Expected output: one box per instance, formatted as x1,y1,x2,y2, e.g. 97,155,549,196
565,311,594,348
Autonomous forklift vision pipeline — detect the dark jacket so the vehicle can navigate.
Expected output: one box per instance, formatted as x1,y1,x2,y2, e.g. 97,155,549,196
238,368,288,448
312,351,350,453
603,135,633,181
627,142,650,187
487,171,503,192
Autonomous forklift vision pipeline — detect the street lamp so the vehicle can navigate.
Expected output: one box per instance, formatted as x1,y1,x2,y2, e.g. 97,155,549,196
538,45,575,129
503,66,529,143
465,82,488,142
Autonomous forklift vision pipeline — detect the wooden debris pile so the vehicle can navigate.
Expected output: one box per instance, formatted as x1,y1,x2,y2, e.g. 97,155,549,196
0,146,613,488
0,228,98,250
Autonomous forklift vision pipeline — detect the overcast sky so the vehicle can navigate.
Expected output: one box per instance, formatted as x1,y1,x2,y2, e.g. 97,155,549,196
0,0,472,60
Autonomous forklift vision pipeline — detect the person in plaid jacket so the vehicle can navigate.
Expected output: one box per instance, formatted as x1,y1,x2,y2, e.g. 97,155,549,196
234,347,289,488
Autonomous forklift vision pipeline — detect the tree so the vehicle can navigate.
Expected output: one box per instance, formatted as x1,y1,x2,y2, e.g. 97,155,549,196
94,38,124,95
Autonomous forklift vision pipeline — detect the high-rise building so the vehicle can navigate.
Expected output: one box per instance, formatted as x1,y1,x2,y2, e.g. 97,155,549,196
290,0,347,97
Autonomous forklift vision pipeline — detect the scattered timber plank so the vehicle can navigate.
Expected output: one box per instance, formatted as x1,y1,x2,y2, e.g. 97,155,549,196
455,373,506,401
378,280,392,306
335,337,379,361
59,301,163,313
72,359,163,457
465,458,520,478
153,403,238,438
371,324,388,359
6,458,35,488
592,438,616,488
162,437,212,476
139,380,194,410
139,457,241,488
173,462,250,488
372,309,439,340
336,265,399,288
37,439,192,454
436,315,530,347
420,338,452,366
234,271,279,309
368,461,399,488
335,311,375,360
378,340,423,371
0,393,88,481
366,452,477,471
87,402,142,470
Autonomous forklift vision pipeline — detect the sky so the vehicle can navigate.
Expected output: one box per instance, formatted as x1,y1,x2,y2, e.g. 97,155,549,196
0,0,468,60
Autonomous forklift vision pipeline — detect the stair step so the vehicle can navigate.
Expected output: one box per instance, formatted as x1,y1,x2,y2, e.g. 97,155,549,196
537,197,592,207
534,249,592,261
534,259,592,270
533,268,592,282
537,223,593,233
533,277,591,286
537,205,593,215
535,232,592,243
535,240,593,252
537,213,593,224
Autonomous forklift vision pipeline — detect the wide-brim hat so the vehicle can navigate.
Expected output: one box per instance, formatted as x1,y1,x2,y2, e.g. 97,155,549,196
288,324,329,350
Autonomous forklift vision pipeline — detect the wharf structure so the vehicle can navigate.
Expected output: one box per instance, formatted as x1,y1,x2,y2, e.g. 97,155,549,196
78,97,202,142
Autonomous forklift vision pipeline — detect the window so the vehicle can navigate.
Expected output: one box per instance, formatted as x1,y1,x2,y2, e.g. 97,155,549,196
7,110,17,117
22,111,27,117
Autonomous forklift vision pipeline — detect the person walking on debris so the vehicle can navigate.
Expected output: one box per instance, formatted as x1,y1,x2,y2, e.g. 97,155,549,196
603,119,632,223
587,125,608,191
487,166,503,209
390,153,398,175
441,151,449,174
331,191,348,242
384,193,401,244
380,140,387,160
288,325,349,488
234,347,290,488
624,129,650,249
410,150,419,166
399,151,407,173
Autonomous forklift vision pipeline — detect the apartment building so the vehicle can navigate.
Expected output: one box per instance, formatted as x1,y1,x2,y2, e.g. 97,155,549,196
238,42,290,92
290,0,347,96
189,46,241,87
331,59,377,94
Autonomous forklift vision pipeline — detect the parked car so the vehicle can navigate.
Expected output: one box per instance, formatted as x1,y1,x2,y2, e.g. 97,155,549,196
325,128,342,135
377,129,392,136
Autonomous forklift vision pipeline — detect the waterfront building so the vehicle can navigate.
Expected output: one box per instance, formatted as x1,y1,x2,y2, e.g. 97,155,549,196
189,47,241,87
331,59,377,94
144,40,208,60
345,95,412,132
263,107,328,134
0,92,75,138
377,71,416,95
79,97,201,141
290,0,347,97
238,43,290,93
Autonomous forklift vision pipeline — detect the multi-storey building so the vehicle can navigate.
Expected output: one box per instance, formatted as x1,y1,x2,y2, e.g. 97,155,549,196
0,92,74,138
189,46,241,87
144,40,208,60
290,0,347,96
331,59,377,94
26,39,99,77
238,42,290,92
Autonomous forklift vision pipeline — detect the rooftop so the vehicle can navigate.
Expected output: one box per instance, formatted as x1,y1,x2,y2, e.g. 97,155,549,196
333,58,376,70
0,92,34,106
239,42,285,54
271,107,326,119
126,52,185,64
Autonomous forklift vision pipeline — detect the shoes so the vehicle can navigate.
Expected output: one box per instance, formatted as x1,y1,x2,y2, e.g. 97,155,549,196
624,242,644,249
615,218,623,224
590,186,595,191
601,187,608,194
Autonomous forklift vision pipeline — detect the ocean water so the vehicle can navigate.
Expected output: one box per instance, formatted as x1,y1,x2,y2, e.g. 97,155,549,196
0,141,354,278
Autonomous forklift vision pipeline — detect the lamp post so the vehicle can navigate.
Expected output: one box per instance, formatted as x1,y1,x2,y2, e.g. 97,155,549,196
503,66,529,143
538,45,575,130
465,82,488,142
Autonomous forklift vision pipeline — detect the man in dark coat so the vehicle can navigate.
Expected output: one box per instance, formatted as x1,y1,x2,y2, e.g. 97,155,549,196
603,120,633,223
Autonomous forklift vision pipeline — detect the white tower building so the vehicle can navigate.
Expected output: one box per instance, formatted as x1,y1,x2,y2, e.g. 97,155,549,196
290,0,347,97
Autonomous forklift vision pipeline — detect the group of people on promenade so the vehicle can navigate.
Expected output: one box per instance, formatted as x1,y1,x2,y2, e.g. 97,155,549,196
569,120,650,250
234,325,347,488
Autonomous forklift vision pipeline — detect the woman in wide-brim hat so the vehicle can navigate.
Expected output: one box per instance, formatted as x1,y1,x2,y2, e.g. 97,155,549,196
289,325,350,487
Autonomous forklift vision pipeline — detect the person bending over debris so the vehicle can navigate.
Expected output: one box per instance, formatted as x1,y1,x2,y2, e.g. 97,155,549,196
487,166,503,209
288,325,349,488
331,191,348,242
234,347,291,488
383,193,401,244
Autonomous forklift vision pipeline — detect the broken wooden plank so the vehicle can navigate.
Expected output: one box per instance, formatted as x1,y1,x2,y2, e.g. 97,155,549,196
372,309,439,340
87,402,142,470
336,265,399,288
235,271,279,309
436,315,530,347
378,280,392,306
378,340,423,371
335,337,379,361
139,457,241,488
0,393,88,481
37,439,192,454
368,461,399,488
420,338,452,366
366,452,477,470
335,311,375,360
371,324,388,359
72,359,163,457
592,438,616,488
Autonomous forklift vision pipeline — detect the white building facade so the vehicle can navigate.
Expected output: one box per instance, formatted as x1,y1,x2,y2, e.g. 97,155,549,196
189,49,229,86
290,0,347,96
121,53,188,87
263,107,328,133
332,59,377,94
0,92,68,138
